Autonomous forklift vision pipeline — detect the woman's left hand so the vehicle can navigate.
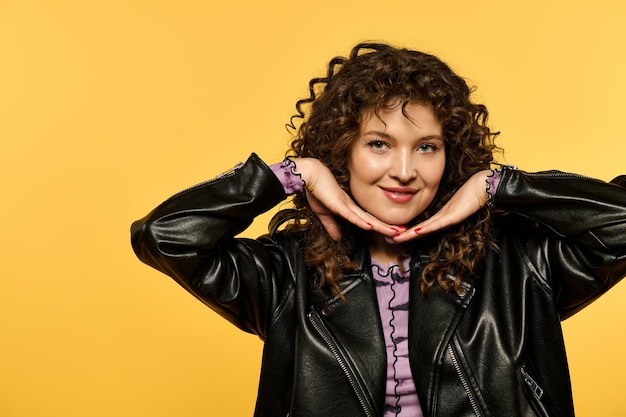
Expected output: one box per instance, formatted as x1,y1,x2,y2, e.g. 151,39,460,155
391,170,492,243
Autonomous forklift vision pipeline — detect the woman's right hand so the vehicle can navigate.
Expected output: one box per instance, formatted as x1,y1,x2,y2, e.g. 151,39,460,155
292,158,400,240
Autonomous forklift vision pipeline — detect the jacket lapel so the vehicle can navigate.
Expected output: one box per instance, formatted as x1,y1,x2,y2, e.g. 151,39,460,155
307,249,386,417
408,256,476,415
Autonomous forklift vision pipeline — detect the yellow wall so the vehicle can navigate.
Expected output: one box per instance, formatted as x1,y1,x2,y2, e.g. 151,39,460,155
1,1,625,415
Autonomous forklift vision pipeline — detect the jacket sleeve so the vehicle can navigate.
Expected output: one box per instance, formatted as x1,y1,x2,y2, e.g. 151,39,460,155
493,166,626,319
130,153,290,338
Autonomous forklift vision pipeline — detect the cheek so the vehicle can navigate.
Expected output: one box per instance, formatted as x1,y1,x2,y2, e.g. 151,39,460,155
432,155,446,184
435,166,446,186
347,150,376,185
422,158,446,193
350,164,381,191
347,164,376,205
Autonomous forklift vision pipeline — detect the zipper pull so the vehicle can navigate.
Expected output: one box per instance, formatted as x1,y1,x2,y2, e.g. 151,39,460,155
216,161,244,179
520,365,544,400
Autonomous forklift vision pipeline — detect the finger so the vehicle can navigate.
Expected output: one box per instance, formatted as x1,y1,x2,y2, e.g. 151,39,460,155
390,222,431,243
315,206,393,240
338,200,399,237
310,195,373,239
308,189,399,237
391,211,455,242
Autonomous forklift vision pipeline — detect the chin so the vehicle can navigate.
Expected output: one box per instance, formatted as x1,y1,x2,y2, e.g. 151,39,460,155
379,216,417,226
367,206,427,226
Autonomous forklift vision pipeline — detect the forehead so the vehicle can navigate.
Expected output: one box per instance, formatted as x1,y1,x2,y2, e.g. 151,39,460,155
362,98,434,118
359,101,442,132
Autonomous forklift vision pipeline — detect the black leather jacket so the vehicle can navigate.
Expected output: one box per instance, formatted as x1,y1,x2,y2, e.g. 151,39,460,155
131,154,626,417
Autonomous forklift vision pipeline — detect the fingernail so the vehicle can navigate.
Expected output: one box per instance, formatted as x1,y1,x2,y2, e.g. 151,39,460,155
366,222,374,228
414,228,422,234
398,226,407,230
390,227,399,233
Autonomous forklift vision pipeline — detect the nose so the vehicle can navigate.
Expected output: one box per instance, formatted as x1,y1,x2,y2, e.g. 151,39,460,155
389,149,417,183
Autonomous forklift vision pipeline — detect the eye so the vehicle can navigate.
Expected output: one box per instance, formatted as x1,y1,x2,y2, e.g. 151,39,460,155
417,143,440,153
366,139,390,153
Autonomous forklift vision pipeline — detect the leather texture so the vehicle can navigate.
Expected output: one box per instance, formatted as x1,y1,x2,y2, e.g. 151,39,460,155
131,153,626,417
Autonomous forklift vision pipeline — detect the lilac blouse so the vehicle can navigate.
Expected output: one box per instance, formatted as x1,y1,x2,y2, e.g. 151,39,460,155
372,258,423,416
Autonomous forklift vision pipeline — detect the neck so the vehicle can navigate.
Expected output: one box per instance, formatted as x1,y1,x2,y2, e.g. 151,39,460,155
366,232,410,265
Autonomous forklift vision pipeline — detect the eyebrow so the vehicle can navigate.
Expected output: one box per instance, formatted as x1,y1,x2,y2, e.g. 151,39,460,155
362,130,444,141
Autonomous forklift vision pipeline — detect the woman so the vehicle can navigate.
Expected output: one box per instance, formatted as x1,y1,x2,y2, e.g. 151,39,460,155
131,43,626,416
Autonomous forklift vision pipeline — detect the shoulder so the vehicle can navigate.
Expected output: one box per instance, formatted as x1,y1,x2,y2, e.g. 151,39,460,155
257,226,307,270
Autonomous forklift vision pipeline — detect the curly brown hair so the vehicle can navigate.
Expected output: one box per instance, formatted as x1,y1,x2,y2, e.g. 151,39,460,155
278,42,499,296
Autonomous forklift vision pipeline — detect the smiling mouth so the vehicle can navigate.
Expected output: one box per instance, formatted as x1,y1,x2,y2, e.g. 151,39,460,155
380,187,417,203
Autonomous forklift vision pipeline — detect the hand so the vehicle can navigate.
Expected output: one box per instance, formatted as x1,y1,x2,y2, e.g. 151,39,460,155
392,170,492,243
293,158,399,240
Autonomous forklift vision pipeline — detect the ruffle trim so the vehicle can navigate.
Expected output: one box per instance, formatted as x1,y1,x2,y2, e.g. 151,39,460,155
486,169,502,209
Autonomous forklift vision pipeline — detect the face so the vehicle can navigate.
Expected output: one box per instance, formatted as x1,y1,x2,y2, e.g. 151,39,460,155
347,101,446,226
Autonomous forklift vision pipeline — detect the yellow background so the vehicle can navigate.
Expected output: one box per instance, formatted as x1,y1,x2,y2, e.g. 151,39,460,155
1,0,625,416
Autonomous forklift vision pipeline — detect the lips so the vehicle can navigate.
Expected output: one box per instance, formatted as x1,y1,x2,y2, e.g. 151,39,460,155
380,186,417,203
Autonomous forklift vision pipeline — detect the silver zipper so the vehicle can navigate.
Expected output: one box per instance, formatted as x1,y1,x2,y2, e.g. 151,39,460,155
520,365,550,417
307,310,375,417
493,163,603,183
164,162,244,202
447,344,481,417
524,170,602,182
